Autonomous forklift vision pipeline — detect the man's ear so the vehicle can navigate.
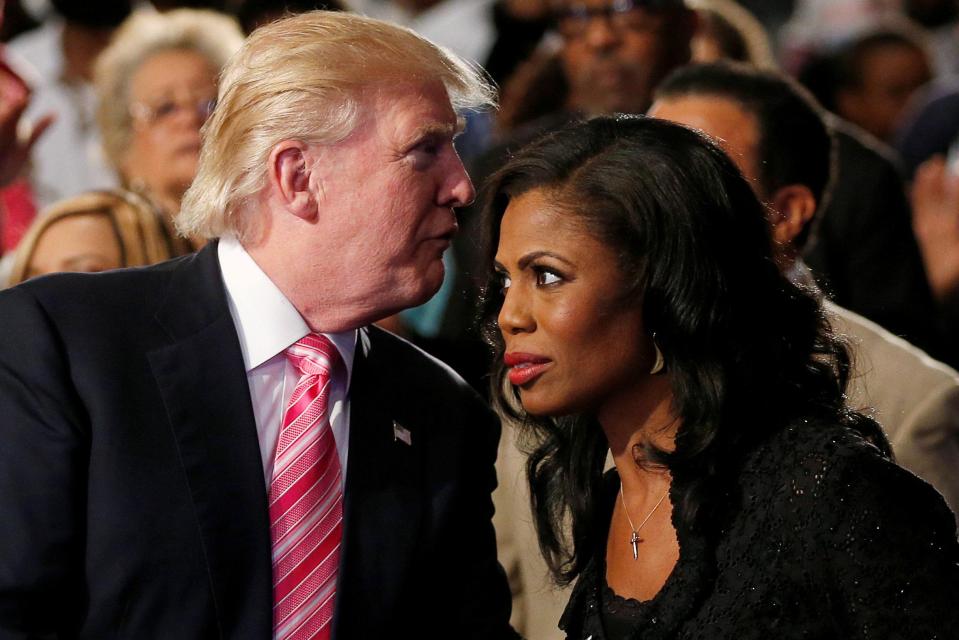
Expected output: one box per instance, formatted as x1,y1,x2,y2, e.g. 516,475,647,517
268,140,316,221
768,184,817,247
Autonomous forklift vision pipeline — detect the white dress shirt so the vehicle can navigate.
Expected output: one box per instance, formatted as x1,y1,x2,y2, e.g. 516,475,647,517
217,236,355,486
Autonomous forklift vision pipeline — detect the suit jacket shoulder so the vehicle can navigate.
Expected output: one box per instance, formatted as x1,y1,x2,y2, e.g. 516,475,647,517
826,301,959,518
0,247,273,639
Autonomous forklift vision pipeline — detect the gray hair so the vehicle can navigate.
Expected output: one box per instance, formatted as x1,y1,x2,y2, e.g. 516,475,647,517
94,8,245,178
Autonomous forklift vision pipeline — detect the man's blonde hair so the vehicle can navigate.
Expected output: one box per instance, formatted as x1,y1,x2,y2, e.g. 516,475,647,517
176,10,496,242
94,9,245,178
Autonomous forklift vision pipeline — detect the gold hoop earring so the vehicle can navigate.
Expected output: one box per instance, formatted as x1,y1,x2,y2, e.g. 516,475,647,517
650,334,665,375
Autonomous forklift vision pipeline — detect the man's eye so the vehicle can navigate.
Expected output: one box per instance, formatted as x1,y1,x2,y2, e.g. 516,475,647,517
409,143,441,169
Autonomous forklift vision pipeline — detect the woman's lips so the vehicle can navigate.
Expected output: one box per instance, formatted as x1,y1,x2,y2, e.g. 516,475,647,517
504,352,552,386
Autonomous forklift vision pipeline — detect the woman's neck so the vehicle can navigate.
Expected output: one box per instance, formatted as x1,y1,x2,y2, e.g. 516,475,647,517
599,374,678,497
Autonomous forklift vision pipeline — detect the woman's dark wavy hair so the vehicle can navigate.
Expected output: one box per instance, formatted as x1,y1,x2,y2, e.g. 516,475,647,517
480,115,888,586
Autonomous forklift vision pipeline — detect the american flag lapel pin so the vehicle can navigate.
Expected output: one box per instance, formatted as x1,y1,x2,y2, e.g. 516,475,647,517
393,421,412,446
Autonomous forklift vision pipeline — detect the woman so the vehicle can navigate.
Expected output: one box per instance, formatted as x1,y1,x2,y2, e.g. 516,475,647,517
94,9,244,239
7,189,191,285
484,116,959,638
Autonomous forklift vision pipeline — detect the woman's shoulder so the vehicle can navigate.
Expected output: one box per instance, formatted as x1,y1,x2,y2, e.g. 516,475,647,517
738,417,956,547
723,419,959,635
742,418,896,489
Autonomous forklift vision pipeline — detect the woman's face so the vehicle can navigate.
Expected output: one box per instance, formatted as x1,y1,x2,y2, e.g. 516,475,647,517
494,188,652,418
123,48,218,210
27,212,123,279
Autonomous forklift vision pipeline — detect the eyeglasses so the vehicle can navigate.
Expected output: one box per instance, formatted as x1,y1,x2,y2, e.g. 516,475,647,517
130,93,217,127
556,0,673,39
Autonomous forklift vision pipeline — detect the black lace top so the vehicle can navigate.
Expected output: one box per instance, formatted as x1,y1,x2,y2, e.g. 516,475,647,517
559,421,959,639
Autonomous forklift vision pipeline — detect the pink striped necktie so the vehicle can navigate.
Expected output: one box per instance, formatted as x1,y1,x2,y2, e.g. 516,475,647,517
269,333,343,640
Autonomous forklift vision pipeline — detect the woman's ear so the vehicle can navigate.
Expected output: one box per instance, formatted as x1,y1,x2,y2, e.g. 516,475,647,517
268,140,317,221
768,184,817,248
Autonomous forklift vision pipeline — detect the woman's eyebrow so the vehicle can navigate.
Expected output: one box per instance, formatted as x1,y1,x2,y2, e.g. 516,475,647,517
517,250,575,270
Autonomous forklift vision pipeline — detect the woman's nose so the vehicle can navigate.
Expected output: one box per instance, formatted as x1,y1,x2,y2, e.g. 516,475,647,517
497,285,534,335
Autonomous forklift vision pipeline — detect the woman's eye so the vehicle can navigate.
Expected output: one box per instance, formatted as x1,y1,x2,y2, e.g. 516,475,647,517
500,275,512,292
536,269,562,286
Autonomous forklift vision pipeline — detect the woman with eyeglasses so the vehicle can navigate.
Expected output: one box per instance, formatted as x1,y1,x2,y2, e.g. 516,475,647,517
94,9,243,244
484,116,959,638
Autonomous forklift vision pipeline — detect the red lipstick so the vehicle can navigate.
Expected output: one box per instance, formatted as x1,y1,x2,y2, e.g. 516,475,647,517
504,352,552,386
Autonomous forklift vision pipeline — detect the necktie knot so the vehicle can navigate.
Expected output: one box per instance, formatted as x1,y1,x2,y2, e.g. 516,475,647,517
285,333,338,379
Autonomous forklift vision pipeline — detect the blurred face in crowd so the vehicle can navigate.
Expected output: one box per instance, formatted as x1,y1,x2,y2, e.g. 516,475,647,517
836,41,932,142
26,213,123,279
495,188,651,419
123,48,218,213
557,0,695,115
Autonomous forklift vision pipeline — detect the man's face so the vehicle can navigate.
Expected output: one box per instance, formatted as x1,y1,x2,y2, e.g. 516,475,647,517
306,81,474,319
557,0,694,115
649,93,762,188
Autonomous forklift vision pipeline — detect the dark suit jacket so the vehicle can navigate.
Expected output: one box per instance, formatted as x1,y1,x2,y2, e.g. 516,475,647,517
804,120,940,355
0,244,516,639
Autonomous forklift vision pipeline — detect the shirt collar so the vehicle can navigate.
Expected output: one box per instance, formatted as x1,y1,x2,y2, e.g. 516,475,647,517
217,235,356,380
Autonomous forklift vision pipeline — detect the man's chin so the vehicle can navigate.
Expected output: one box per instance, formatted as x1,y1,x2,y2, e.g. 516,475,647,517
394,262,446,311
572,86,651,116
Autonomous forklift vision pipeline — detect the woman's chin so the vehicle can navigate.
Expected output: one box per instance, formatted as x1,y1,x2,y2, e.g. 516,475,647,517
518,391,568,418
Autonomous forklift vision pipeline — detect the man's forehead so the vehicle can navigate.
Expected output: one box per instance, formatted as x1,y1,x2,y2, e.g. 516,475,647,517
650,95,761,177
381,80,455,111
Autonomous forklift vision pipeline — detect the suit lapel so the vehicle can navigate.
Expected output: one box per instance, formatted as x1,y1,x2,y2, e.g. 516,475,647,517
333,328,425,639
148,245,273,638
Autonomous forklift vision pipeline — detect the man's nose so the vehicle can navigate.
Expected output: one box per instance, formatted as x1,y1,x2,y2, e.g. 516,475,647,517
442,157,476,208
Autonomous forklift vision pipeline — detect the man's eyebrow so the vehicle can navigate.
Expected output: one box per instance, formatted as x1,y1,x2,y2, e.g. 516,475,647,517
411,121,459,141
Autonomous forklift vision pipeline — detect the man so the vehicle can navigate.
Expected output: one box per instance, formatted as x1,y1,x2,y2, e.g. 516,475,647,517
0,11,516,640
649,61,959,515
554,0,696,116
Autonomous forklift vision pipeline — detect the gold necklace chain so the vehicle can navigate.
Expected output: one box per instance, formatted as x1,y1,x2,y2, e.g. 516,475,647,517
620,485,670,560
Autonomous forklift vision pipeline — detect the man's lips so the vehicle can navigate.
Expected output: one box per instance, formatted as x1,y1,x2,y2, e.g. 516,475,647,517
428,222,458,243
504,352,552,386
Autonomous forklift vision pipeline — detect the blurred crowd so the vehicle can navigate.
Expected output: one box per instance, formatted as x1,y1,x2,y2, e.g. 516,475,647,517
7,0,958,368
3,1,959,635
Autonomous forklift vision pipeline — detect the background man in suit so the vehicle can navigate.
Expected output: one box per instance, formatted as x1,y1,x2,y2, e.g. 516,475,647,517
0,11,517,640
